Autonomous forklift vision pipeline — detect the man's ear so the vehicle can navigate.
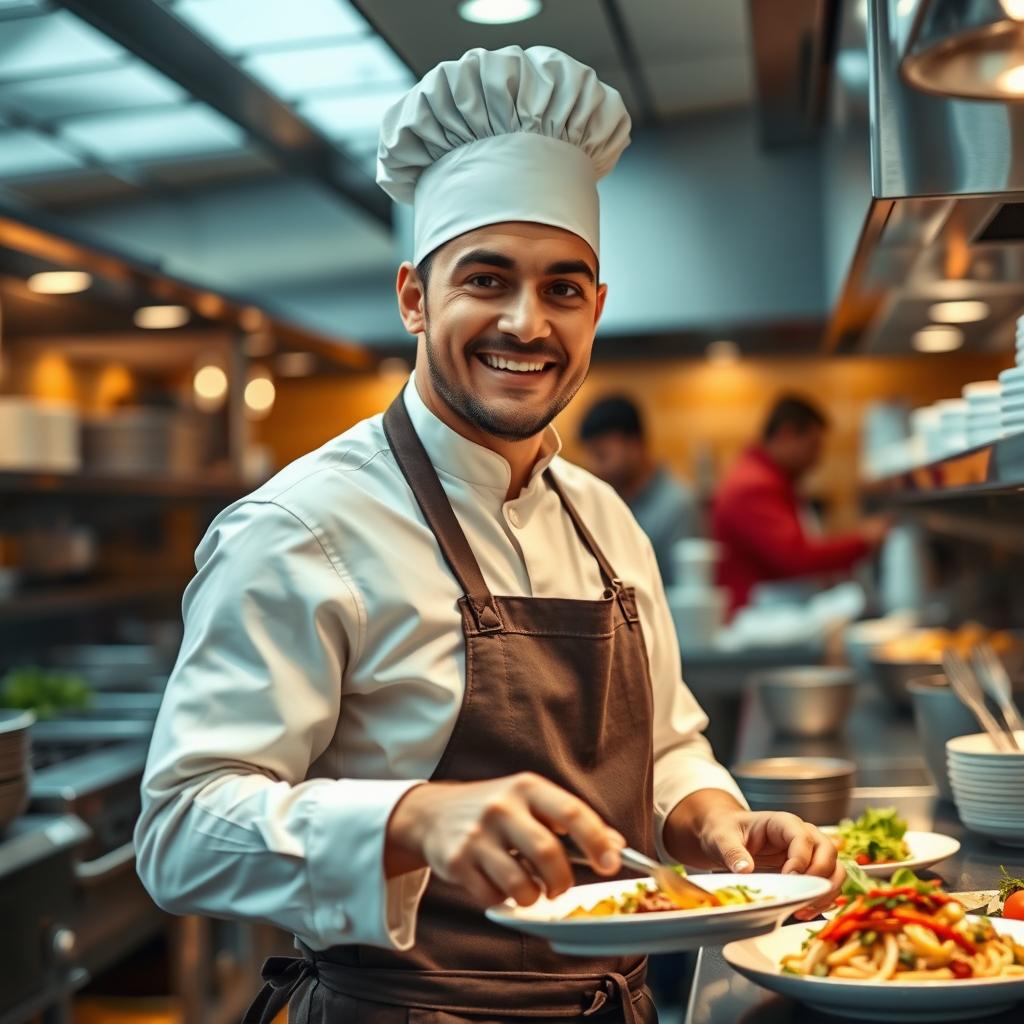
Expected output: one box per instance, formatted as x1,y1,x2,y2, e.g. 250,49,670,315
594,281,608,328
396,261,426,336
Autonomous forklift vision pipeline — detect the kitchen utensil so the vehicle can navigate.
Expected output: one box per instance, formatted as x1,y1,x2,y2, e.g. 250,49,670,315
908,676,978,800
752,666,856,738
731,757,855,824
973,642,1024,736
942,651,1017,751
486,872,832,956
561,839,719,908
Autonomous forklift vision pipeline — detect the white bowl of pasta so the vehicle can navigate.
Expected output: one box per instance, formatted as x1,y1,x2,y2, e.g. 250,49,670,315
724,890,1024,1021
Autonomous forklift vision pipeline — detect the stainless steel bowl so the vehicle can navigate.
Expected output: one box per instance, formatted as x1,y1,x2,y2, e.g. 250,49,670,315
753,667,857,738
732,757,856,825
867,656,940,710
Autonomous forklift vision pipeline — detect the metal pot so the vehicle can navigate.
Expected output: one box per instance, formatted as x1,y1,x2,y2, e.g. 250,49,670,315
753,666,857,738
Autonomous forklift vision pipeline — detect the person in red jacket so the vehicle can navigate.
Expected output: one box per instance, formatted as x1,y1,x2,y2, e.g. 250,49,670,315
712,395,889,616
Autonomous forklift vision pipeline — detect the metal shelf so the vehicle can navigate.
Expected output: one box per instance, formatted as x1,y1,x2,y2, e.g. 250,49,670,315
0,578,186,623
0,470,249,501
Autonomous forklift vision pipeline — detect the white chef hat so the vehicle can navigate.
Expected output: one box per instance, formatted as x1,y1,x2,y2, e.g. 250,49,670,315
377,45,630,265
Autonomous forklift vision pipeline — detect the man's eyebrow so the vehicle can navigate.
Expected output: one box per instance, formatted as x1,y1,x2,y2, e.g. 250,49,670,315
544,259,595,284
452,249,516,273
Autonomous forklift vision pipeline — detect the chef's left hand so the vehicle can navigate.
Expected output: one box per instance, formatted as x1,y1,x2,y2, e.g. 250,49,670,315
665,790,844,921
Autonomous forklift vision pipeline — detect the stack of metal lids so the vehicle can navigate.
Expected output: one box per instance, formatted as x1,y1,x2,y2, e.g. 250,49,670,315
0,710,34,830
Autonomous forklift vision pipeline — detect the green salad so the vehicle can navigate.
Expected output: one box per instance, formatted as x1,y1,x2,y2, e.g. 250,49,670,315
834,807,911,865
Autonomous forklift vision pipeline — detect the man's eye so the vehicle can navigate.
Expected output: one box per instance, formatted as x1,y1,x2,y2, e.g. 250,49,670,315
549,282,582,298
469,274,501,288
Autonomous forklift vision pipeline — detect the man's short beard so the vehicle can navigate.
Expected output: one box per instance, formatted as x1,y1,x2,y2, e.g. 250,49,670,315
424,322,582,441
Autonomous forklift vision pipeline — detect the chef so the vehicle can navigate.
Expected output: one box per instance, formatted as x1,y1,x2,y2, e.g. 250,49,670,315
135,46,842,1024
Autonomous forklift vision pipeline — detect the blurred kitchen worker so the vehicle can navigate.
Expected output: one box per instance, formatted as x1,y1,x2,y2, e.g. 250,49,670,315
579,394,697,585
712,394,889,616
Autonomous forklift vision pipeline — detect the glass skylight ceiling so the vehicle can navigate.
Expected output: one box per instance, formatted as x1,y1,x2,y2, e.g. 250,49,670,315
167,0,413,162
0,0,411,193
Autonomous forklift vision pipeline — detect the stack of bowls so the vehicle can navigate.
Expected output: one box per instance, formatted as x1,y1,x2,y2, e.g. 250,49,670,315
999,365,1024,438
947,732,1024,846
910,405,944,464
963,381,1003,447
935,399,970,456
731,757,856,825
753,667,856,738
0,709,33,831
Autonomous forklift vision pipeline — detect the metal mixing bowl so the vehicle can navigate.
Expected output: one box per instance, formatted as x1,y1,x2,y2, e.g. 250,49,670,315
753,666,857,738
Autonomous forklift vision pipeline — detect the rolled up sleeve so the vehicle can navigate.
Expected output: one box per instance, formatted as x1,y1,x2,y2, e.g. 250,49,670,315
135,499,429,951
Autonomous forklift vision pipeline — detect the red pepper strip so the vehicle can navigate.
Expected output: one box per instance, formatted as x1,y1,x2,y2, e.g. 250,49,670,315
825,918,904,946
818,899,867,941
890,910,976,954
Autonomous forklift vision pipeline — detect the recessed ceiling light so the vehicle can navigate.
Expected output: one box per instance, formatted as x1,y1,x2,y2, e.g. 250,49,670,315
134,304,190,329
912,325,964,353
458,0,542,25
706,339,740,364
27,270,92,294
275,351,318,377
193,364,228,412
928,300,990,323
244,371,276,419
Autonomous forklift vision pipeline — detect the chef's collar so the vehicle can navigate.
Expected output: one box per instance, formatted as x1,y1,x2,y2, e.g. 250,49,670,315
402,375,561,495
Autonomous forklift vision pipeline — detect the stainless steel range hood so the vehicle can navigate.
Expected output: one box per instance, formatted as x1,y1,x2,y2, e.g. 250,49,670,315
825,0,1024,354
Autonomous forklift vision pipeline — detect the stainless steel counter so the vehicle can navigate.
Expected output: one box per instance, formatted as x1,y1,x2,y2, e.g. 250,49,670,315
683,684,1024,1024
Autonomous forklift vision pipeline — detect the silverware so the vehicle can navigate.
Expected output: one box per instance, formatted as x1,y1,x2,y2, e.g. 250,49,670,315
561,840,719,908
972,643,1024,739
942,651,1017,752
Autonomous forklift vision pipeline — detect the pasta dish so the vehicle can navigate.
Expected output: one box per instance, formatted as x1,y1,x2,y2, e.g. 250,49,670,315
781,872,1024,981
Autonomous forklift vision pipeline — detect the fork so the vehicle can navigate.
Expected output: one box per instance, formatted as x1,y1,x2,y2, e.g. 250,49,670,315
972,642,1024,739
942,650,1017,752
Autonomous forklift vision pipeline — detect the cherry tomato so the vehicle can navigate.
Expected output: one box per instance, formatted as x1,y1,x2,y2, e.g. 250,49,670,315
855,854,871,866
1004,890,1024,920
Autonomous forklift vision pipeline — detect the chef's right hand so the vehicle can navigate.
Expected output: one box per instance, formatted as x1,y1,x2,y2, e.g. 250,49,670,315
384,773,625,907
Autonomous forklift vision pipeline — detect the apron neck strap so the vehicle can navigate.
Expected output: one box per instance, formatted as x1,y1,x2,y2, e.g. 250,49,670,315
383,393,503,634
382,390,631,626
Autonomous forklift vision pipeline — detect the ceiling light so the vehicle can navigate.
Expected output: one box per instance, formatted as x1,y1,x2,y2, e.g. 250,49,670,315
706,339,740,364
193,364,228,412
275,351,318,377
134,304,190,329
1002,0,1024,20
458,0,542,25
928,299,990,323
243,331,275,358
912,325,964,352
996,63,1024,94
27,270,92,294
244,371,276,419
239,306,265,332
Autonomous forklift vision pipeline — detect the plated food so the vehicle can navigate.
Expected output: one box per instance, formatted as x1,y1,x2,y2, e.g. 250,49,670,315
785,872,1024,981
822,808,960,877
832,807,911,865
724,871,1024,1021
565,881,765,918
486,872,831,956
876,623,1019,663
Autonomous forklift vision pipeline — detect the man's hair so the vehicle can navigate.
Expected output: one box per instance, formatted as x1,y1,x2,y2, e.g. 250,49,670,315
580,395,644,441
762,394,828,441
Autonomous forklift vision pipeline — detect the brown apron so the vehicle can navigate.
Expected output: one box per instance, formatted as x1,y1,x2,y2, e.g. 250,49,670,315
244,394,657,1024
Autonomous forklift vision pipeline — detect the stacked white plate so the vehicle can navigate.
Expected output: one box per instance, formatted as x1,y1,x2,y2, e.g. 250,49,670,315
962,380,1003,447
999,366,1024,436
947,731,1024,847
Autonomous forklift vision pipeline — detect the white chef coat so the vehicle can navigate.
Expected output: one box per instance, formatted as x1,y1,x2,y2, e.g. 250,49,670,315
135,376,745,953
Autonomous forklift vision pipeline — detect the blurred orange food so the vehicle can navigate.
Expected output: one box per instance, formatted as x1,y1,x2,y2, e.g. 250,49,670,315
878,623,1019,663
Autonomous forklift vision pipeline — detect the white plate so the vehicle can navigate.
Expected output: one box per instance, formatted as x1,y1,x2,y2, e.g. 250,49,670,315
484,872,831,955
723,918,1024,1021
822,829,961,878
947,733,1024,758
